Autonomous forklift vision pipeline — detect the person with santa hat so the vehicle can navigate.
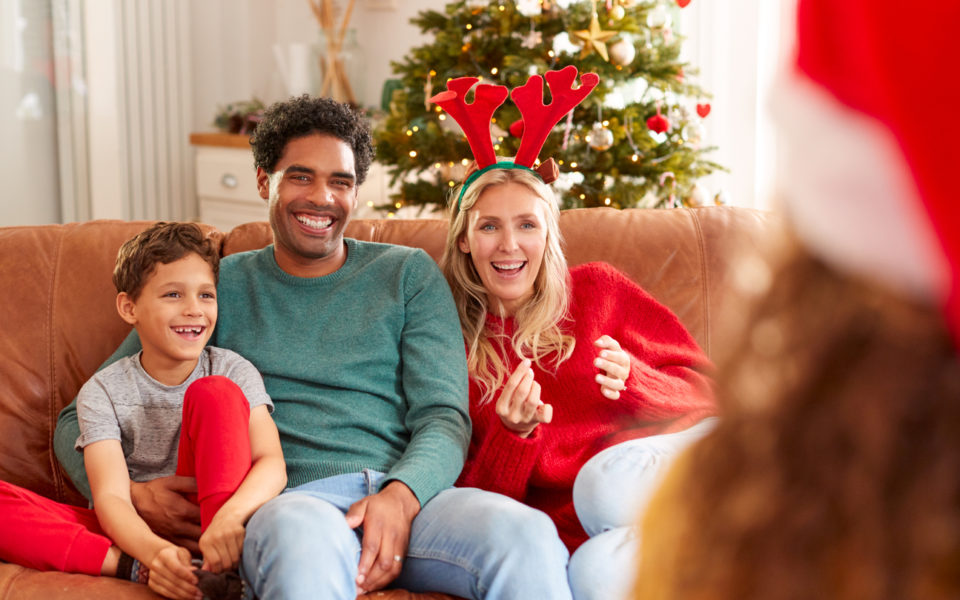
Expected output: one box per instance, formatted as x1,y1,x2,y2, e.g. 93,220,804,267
631,0,960,598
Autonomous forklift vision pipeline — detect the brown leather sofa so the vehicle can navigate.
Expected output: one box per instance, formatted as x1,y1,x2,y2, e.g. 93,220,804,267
0,206,776,599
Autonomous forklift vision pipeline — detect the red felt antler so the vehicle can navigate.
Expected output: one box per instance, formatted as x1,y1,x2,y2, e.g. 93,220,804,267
512,66,599,167
429,77,509,169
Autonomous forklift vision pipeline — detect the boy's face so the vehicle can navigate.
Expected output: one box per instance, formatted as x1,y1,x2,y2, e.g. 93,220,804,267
117,253,217,370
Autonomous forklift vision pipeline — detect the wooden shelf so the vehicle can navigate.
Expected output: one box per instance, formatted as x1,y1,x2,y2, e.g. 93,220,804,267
189,132,251,149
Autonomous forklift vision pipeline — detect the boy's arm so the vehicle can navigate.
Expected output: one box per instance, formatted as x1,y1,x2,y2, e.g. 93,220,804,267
84,440,199,600
199,405,286,573
54,329,143,498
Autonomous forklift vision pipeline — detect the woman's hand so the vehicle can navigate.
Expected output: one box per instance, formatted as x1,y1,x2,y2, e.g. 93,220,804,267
199,508,245,573
594,335,631,400
496,359,553,438
146,544,200,600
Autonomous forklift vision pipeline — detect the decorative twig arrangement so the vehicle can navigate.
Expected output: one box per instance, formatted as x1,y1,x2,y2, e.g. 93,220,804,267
306,0,357,104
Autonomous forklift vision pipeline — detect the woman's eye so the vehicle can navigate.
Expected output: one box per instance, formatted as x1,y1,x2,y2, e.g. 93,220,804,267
480,224,496,232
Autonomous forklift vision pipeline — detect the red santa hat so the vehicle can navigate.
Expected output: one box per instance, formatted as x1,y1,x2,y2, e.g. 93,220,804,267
774,0,960,345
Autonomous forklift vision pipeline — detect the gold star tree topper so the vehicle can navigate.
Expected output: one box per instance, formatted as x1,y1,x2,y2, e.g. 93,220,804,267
572,0,617,61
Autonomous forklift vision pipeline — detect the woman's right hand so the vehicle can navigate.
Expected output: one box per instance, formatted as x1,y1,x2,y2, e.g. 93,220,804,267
496,359,553,438
146,544,200,600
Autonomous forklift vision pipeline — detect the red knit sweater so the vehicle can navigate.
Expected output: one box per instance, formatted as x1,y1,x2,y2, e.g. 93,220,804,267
456,262,716,551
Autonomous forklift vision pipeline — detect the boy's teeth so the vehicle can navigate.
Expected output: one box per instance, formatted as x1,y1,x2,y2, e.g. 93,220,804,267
173,326,203,334
296,214,332,229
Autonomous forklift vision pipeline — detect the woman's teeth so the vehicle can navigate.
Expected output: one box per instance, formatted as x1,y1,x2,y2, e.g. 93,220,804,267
493,261,525,272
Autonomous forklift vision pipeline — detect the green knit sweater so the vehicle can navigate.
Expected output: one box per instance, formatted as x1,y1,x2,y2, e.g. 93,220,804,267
55,239,470,505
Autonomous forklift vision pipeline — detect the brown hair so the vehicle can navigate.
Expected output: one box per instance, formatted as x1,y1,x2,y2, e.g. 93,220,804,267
113,222,220,300
635,240,960,600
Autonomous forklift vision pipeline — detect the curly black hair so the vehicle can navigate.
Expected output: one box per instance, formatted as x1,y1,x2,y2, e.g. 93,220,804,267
250,95,374,185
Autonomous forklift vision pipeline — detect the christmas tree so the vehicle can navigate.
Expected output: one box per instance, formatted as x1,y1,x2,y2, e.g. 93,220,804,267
374,0,723,213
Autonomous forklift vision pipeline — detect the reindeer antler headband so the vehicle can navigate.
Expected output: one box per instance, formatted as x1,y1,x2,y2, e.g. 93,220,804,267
429,66,600,209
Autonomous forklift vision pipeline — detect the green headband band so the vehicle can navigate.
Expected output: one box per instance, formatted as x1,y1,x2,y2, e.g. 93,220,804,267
457,161,543,210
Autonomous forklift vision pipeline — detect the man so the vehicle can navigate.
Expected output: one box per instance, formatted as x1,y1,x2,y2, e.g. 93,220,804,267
54,95,572,599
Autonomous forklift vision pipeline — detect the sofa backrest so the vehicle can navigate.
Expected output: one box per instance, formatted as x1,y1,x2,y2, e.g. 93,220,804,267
0,206,776,505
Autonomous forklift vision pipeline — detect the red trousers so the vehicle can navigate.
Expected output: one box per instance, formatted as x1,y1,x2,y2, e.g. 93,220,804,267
0,375,252,575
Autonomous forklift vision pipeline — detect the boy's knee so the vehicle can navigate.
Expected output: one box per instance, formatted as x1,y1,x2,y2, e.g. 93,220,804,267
186,375,242,400
183,376,249,420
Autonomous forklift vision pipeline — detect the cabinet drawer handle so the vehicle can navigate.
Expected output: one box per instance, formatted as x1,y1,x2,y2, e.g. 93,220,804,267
221,173,238,188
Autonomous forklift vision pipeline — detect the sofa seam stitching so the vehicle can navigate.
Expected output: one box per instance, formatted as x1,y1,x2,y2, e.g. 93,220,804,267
46,226,65,501
689,208,711,356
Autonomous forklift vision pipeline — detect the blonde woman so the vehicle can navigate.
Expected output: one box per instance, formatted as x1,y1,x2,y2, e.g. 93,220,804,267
441,166,717,600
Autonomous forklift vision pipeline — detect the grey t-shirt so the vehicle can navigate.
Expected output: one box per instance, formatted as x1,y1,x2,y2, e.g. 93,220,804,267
75,346,272,482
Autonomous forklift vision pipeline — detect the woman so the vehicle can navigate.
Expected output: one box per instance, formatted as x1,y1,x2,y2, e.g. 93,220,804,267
441,166,716,599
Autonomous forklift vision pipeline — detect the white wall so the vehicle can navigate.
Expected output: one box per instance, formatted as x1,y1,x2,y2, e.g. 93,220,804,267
679,0,795,210
189,0,433,130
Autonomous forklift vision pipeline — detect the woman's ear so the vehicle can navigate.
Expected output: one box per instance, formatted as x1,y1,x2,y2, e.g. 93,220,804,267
458,234,470,254
116,292,138,325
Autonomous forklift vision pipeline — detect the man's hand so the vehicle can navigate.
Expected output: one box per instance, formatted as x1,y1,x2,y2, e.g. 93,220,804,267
345,481,421,595
130,476,202,553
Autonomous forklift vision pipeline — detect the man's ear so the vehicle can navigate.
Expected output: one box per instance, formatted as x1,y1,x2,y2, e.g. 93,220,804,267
256,167,271,201
458,234,470,254
116,292,138,326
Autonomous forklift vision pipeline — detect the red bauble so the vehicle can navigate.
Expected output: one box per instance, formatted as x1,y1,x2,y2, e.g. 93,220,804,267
676,0,691,7
509,119,524,138
646,113,670,134
696,103,711,118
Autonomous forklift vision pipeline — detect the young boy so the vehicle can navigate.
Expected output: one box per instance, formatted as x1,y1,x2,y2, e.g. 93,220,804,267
0,222,285,600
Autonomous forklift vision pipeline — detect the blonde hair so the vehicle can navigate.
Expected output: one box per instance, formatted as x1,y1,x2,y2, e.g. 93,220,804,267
440,167,575,403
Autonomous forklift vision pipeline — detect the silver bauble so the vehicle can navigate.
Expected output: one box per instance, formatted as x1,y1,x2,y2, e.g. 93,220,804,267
608,39,636,66
586,122,614,151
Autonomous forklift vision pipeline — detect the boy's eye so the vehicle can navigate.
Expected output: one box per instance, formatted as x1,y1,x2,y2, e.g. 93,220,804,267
201,292,216,299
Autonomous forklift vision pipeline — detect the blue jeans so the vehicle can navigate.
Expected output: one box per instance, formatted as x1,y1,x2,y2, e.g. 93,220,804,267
242,469,572,599
567,418,718,600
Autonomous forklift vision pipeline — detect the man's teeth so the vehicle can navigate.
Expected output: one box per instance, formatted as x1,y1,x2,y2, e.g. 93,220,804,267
296,214,333,229
493,261,525,271
173,326,203,334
